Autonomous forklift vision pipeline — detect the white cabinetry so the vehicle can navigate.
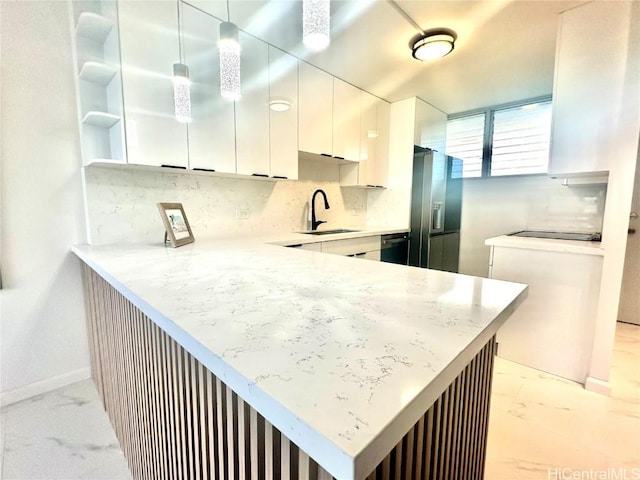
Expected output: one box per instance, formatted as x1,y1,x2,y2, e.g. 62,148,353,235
298,62,333,156
118,0,188,167
332,79,361,161
72,1,126,165
181,4,236,173
235,33,270,177
414,98,446,152
340,94,390,187
287,236,382,260
488,243,602,383
268,47,298,180
321,236,381,258
548,2,633,177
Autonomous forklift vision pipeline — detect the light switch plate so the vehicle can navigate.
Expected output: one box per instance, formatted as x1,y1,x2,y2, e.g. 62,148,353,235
236,208,250,219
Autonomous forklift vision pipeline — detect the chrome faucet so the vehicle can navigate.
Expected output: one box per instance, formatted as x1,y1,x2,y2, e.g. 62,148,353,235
311,189,330,230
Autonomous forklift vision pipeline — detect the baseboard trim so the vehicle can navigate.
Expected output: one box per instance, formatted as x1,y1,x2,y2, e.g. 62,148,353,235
0,367,91,407
585,376,611,396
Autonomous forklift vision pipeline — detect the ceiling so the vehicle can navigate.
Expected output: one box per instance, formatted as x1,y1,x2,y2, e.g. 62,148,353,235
188,0,587,114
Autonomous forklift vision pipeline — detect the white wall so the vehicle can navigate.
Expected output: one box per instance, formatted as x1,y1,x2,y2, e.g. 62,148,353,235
84,159,367,245
0,1,90,405
459,175,606,277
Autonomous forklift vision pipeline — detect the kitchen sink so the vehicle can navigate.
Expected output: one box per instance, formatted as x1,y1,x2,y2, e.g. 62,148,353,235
302,229,362,235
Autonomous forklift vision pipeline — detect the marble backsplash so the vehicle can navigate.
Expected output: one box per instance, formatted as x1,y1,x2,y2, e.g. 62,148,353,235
84,159,367,245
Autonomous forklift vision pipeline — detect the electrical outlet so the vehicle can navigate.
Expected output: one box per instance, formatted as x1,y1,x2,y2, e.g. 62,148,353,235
235,208,250,219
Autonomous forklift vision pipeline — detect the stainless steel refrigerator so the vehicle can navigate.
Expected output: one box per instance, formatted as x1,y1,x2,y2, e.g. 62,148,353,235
408,147,463,272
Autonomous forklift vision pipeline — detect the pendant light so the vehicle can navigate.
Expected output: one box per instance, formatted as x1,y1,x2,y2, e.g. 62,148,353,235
173,3,191,122
219,0,241,100
172,63,192,123
303,0,330,51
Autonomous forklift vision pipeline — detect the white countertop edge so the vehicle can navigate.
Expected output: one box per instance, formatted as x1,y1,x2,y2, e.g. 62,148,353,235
72,245,357,479
353,285,528,478
267,227,409,247
485,235,604,256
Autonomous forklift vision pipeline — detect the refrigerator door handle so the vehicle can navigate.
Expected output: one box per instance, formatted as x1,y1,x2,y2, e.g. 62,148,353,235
432,202,443,230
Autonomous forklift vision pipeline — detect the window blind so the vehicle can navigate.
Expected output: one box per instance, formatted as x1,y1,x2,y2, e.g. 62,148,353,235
490,101,552,176
445,114,485,178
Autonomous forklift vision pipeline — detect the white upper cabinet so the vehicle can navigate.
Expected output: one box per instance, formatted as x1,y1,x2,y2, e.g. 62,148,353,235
332,79,361,161
340,94,390,187
268,47,299,180
372,99,390,185
414,98,446,152
298,62,333,156
181,3,236,174
118,1,188,167
548,1,634,177
235,33,270,177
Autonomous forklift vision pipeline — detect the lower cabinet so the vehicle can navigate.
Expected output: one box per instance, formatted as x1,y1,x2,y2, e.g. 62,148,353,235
488,245,602,383
321,236,380,258
288,236,381,260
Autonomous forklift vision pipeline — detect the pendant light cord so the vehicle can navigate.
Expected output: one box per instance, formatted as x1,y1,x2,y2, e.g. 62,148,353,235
226,0,230,22
387,0,424,35
176,0,183,59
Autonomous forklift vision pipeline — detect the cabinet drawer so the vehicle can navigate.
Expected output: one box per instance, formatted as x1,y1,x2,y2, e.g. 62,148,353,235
321,236,380,256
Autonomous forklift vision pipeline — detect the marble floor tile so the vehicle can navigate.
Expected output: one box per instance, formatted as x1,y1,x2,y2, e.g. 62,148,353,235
1,380,132,480
486,321,640,479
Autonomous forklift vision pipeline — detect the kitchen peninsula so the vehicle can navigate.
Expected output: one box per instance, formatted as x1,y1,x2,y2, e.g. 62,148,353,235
72,232,527,480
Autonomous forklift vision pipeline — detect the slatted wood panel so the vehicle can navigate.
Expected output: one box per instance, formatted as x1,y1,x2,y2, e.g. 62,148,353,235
81,262,496,480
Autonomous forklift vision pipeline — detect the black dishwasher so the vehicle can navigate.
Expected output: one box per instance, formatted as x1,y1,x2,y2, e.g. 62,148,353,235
380,233,409,265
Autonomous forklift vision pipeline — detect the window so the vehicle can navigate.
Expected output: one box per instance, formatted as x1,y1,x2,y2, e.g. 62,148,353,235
445,98,552,178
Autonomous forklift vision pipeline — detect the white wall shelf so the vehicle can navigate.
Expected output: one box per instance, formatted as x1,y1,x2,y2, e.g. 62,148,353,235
79,61,117,85
75,12,113,43
82,111,120,128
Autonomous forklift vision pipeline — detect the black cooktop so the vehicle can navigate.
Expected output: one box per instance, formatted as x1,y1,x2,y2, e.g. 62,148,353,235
509,231,602,242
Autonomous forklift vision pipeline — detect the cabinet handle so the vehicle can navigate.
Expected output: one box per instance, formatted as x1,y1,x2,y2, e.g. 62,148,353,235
334,156,345,160
287,244,303,248
629,228,636,234
272,175,288,179
382,237,407,246
161,164,186,169
321,153,332,157
193,167,215,172
354,252,367,257
251,173,269,177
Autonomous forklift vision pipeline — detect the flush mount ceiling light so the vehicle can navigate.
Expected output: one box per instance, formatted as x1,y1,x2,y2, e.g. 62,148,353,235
219,0,241,101
412,32,455,61
387,0,456,62
303,0,330,51
172,63,192,123
269,99,291,112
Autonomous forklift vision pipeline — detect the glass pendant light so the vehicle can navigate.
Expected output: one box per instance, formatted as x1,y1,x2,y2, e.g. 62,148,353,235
303,0,330,51
173,2,191,122
219,0,241,100
172,63,192,123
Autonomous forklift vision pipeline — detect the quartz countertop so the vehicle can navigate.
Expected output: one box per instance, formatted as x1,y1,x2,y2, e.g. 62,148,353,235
485,234,605,256
72,231,527,480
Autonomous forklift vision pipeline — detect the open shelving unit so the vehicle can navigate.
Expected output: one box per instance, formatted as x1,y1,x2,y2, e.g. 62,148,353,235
72,1,126,165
